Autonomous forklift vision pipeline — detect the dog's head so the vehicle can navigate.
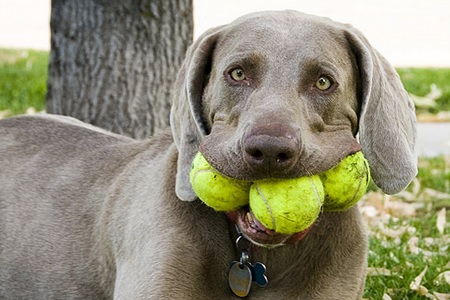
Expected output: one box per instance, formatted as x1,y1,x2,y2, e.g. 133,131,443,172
170,10,416,242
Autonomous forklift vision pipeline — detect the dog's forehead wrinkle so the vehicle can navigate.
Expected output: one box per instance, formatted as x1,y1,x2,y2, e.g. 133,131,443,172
231,10,327,35
222,16,337,54
217,16,352,90
222,51,265,66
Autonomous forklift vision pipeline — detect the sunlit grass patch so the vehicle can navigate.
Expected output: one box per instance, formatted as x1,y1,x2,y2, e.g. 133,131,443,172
397,68,450,117
362,156,450,299
0,48,48,116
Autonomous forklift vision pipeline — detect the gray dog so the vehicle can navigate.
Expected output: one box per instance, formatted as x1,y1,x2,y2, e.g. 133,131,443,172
0,11,416,299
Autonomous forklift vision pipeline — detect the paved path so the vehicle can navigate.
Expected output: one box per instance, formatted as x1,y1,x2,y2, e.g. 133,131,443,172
416,123,450,157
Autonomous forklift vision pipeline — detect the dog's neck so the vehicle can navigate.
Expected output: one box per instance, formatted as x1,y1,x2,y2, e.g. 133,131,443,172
227,218,315,297
228,225,268,297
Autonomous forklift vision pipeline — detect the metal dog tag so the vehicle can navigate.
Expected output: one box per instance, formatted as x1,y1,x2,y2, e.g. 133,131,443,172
228,261,252,298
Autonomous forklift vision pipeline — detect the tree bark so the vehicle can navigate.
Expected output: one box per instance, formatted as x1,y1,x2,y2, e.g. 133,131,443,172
46,0,193,139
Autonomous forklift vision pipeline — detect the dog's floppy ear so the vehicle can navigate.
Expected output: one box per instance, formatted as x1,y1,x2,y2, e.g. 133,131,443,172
345,27,417,194
170,26,225,201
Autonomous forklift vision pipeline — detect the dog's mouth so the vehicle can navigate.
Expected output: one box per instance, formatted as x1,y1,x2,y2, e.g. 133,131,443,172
226,207,314,247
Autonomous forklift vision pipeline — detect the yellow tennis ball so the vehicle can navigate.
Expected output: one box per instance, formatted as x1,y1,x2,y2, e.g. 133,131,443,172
190,152,251,212
249,176,324,235
320,151,371,212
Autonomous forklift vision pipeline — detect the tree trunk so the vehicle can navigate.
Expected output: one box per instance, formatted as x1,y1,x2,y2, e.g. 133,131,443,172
46,0,193,139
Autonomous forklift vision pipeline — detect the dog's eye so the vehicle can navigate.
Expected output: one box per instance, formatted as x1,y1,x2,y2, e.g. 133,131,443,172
230,68,246,81
315,76,332,91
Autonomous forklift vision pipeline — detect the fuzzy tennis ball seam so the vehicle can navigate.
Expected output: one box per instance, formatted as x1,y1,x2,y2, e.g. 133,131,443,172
253,184,276,230
249,176,324,234
254,176,323,233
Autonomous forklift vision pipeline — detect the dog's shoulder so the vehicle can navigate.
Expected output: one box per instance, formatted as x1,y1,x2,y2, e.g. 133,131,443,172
0,114,134,145
0,113,174,168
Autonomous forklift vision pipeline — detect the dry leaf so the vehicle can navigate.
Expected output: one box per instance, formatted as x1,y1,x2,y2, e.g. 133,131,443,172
407,235,435,257
25,107,37,115
0,110,11,119
361,192,385,212
433,292,450,300
437,208,447,235
424,237,435,246
360,205,378,218
367,267,391,276
423,188,450,201
379,223,407,238
384,199,417,218
410,266,429,295
411,84,442,109
435,271,450,285
416,286,430,296
383,293,392,300
408,236,420,254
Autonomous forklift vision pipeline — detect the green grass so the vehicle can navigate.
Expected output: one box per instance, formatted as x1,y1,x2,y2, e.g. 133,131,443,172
397,68,450,114
0,48,48,115
365,216,450,299
418,156,450,197
363,156,450,299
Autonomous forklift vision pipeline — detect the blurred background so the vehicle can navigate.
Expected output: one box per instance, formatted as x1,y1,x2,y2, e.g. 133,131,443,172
1,0,450,67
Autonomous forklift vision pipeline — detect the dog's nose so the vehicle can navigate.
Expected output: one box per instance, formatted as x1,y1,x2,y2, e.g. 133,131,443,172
243,124,299,174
